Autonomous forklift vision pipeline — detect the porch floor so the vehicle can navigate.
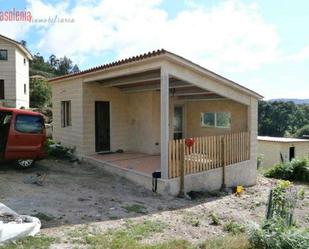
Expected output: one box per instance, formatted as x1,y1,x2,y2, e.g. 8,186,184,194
88,152,160,176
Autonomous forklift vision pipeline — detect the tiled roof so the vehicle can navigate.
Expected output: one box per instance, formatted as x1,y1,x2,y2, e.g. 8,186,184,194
48,49,166,82
258,136,309,143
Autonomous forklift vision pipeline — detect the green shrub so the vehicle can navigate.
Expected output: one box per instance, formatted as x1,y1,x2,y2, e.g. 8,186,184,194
264,158,309,182
45,139,74,159
249,220,309,249
249,181,309,249
223,221,245,235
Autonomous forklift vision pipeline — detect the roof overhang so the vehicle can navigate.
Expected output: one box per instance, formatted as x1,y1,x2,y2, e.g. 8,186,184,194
48,49,263,100
0,34,33,60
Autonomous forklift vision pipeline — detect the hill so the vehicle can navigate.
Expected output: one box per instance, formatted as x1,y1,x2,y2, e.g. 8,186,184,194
270,98,309,105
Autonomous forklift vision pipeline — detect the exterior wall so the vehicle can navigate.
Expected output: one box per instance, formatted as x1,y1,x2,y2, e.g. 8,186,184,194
82,83,130,155
0,38,30,108
0,39,16,107
51,78,84,154
15,49,30,108
185,99,248,137
258,141,309,168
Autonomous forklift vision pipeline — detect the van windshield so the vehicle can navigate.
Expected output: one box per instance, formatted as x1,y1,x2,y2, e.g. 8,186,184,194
15,115,44,134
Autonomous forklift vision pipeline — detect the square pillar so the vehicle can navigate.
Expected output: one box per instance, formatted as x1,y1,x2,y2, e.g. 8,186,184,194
160,67,169,179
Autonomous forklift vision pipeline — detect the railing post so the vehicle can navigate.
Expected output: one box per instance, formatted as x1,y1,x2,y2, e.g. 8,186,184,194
221,136,227,190
178,141,185,197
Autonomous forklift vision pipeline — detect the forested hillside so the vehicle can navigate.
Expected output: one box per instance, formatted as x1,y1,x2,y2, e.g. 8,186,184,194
258,100,309,138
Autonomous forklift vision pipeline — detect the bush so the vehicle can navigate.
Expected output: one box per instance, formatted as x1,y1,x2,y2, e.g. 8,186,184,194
45,139,75,159
249,181,309,249
249,220,309,249
264,158,309,182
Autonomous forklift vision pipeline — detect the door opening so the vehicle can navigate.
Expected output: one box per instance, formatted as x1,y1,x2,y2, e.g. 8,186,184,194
173,106,183,140
289,146,295,161
95,101,111,152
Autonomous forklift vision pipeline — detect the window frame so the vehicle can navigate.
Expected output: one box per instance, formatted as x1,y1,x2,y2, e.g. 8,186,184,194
61,101,72,128
15,114,44,134
0,50,8,60
201,112,231,129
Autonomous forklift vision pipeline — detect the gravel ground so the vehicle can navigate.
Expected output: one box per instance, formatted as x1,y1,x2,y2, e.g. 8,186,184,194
0,159,308,247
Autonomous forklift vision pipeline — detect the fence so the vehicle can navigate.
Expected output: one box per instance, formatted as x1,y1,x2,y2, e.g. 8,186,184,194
168,131,250,178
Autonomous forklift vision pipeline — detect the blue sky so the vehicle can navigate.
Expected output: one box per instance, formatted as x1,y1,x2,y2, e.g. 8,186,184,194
0,0,309,100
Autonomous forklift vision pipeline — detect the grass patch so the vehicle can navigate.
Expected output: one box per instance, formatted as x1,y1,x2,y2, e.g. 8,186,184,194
223,221,246,235
122,204,148,214
31,212,55,222
81,220,165,248
1,235,55,249
182,211,200,227
199,234,250,249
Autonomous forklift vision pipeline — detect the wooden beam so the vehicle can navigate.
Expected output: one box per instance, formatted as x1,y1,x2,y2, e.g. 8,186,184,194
92,70,160,87
121,81,191,93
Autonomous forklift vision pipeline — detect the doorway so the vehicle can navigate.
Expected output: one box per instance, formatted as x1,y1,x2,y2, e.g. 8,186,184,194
95,101,111,152
173,106,184,140
289,146,295,161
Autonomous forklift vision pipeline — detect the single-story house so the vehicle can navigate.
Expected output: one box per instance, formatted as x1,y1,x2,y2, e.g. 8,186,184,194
49,49,262,195
258,136,309,168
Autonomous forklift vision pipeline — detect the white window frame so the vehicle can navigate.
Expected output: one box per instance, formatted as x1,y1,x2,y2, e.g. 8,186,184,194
201,112,231,128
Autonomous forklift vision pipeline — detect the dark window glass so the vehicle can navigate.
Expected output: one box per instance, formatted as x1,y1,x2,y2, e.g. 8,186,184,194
0,50,8,60
0,80,4,99
61,101,71,127
15,115,44,133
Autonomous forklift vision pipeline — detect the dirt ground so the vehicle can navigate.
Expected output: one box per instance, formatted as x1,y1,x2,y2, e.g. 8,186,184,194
0,159,308,247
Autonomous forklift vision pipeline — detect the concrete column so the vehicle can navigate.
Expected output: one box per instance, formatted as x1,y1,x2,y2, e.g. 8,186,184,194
160,66,169,179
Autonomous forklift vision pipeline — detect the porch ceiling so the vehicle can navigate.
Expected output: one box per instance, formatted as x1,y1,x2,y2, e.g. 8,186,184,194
86,69,226,100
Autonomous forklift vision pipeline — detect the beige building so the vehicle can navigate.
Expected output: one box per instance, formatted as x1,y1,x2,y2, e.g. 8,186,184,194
0,34,32,108
49,49,262,195
258,136,309,168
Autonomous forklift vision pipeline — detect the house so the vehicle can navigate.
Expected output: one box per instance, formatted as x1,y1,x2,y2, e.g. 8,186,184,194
258,136,309,168
0,34,32,108
49,49,262,195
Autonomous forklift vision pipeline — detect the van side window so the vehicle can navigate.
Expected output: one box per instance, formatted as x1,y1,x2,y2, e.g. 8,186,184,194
15,115,44,134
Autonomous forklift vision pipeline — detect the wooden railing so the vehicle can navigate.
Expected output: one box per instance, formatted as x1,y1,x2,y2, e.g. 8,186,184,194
168,131,250,178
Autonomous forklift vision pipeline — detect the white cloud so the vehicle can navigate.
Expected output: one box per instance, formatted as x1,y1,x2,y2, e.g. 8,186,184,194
285,45,309,62
4,0,281,73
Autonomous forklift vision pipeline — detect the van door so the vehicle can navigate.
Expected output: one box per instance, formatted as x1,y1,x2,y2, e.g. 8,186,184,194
5,114,45,160
0,111,12,156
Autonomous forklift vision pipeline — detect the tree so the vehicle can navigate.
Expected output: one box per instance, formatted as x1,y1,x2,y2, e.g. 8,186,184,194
258,100,309,137
294,125,309,139
30,78,52,108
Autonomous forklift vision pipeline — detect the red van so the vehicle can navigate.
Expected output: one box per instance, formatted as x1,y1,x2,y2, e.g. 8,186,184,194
0,107,46,168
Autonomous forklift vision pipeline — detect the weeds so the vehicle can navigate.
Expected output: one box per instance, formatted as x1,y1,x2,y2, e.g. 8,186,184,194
122,204,148,214
223,221,245,235
209,213,220,226
1,235,55,249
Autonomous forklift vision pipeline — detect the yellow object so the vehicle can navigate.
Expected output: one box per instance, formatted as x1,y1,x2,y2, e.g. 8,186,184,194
235,186,244,196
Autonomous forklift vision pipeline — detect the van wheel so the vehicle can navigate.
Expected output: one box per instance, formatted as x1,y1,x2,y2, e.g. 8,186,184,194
16,159,35,169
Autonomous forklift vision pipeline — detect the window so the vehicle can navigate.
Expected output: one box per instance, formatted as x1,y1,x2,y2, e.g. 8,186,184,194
61,101,71,127
201,112,231,128
15,115,44,134
23,58,26,65
0,80,4,99
0,50,8,60
24,84,27,94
